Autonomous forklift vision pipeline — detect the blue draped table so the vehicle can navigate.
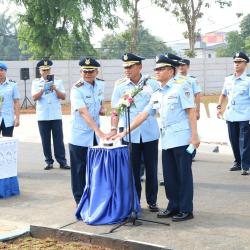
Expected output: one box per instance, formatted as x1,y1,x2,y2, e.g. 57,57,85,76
0,137,20,198
76,145,140,225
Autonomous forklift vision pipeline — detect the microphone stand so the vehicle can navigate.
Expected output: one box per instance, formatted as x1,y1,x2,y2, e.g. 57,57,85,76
108,107,169,234
21,79,35,109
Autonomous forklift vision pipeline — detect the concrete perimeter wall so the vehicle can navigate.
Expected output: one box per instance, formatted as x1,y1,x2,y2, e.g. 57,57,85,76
3,58,250,102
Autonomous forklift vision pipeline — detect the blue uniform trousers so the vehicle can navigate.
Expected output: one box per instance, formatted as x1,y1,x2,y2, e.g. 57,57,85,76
38,119,67,166
227,121,250,171
130,138,158,205
0,119,14,137
69,135,98,204
162,145,193,213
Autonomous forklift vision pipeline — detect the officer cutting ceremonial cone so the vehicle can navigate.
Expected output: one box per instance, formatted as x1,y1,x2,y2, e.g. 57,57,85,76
109,53,160,212
112,54,200,222
69,57,106,205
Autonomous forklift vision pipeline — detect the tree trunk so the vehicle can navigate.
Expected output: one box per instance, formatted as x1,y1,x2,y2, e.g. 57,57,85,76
130,0,140,53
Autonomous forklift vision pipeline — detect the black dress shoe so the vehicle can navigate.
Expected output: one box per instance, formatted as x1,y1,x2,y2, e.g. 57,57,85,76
172,212,194,222
157,209,178,218
148,204,159,212
241,170,249,176
230,164,241,171
44,164,53,170
60,165,71,170
159,180,165,186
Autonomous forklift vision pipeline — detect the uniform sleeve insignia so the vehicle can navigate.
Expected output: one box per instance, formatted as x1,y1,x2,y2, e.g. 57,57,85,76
75,81,84,88
175,79,184,84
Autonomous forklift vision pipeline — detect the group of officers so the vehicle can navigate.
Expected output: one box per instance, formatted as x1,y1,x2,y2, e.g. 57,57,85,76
0,50,249,223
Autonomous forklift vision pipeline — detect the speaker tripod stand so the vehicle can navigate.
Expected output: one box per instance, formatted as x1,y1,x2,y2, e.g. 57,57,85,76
108,107,170,234
21,79,34,109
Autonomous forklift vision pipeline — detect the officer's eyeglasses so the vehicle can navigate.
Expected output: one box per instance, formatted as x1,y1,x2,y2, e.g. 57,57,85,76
154,67,167,72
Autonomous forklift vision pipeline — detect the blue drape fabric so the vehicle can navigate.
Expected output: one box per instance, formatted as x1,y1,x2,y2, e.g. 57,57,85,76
76,145,141,225
0,176,20,198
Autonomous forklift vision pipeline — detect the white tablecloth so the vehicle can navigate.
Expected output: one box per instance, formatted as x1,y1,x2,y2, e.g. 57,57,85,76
0,137,18,179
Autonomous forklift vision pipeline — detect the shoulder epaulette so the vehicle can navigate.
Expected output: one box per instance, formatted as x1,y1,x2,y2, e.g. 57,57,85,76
190,75,196,78
246,74,250,77
174,78,185,84
226,73,233,77
75,81,84,88
115,78,126,86
9,79,16,83
96,77,104,81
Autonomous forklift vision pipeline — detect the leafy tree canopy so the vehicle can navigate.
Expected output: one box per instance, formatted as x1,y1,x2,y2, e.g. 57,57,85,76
216,31,244,57
239,14,250,39
12,0,131,59
0,11,21,60
99,25,175,59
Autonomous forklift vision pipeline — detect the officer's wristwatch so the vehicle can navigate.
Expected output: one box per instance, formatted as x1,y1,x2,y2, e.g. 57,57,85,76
216,104,222,110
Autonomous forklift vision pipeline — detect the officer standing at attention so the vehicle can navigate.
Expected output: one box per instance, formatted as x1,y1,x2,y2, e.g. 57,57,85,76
113,54,200,222
109,53,160,212
32,59,70,170
217,52,250,176
0,62,20,137
69,57,106,205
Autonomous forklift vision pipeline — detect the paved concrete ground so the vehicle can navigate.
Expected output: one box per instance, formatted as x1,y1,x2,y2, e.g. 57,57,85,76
1,115,250,250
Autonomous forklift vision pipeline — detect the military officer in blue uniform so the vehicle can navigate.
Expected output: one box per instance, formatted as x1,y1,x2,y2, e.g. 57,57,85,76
176,57,202,160
0,62,20,137
113,54,200,222
109,53,160,212
32,59,70,170
69,57,106,205
217,52,250,176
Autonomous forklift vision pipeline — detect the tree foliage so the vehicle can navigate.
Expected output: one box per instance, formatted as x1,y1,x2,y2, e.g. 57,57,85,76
153,0,232,57
216,14,250,57
99,25,175,59
239,14,250,39
216,31,244,57
12,0,131,59
0,12,21,60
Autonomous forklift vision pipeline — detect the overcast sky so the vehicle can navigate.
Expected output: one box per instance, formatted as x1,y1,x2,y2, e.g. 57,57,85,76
92,0,250,46
2,0,250,47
